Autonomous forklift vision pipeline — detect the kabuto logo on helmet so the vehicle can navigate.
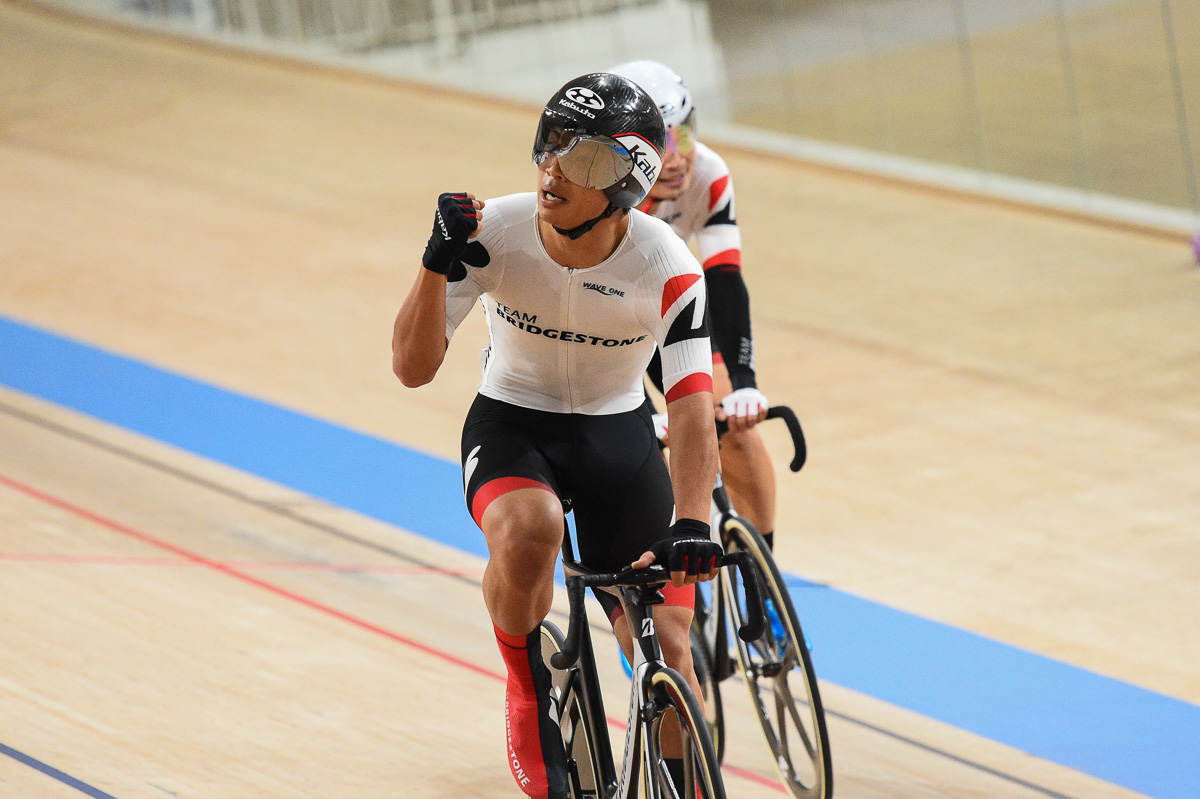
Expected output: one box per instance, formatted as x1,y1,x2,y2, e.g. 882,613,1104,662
564,86,605,110
614,133,662,192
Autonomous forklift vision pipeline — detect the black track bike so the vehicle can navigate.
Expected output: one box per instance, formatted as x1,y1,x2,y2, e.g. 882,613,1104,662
541,532,766,799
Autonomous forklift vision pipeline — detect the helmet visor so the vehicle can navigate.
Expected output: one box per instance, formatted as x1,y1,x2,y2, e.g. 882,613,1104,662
533,124,633,190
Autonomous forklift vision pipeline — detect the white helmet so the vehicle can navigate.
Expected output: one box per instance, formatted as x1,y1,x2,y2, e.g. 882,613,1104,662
607,60,694,128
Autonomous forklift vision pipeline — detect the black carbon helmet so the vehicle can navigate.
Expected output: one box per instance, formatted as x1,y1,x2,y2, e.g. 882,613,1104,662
533,73,667,210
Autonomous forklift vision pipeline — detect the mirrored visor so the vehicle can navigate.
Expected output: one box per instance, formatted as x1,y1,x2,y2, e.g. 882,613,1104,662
533,125,633,190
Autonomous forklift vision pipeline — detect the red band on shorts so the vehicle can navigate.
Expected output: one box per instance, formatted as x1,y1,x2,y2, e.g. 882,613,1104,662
471,477,556,528
608,582,696,623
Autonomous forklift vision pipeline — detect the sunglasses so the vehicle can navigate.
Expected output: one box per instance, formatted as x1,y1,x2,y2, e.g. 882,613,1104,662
666,119,696,157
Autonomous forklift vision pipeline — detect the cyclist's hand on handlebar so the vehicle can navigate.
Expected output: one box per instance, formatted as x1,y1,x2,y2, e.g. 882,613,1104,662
718,387,769,433
631,519,722,587
651,412,669,447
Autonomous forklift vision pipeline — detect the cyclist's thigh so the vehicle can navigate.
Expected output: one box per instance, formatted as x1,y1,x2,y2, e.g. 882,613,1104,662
461,395,563,528
569,403,674,573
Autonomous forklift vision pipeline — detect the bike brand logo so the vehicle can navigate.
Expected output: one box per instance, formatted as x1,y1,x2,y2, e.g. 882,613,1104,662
565,86,605,110
463,445,481,496
641,617,655,638
582,282,624,297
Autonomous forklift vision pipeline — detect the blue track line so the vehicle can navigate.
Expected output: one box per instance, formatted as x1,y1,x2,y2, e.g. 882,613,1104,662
3,313,1198,799
0,742,120,799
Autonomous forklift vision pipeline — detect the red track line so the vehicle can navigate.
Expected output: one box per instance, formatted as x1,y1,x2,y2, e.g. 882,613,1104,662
0,473,782,791
0,554,186,565
0,552,480,575
0,472,499,682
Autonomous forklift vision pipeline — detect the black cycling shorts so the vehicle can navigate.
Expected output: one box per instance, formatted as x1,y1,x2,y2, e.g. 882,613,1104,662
461,394,674,575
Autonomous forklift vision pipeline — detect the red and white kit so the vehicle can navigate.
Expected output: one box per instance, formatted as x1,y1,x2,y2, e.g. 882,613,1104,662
446,192,714,412
642,141,741,272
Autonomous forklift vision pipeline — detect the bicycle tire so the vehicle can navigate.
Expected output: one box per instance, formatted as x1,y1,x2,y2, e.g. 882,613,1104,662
645,667,726,799
722,518,833,799
689,637,725,764
540,621,603,799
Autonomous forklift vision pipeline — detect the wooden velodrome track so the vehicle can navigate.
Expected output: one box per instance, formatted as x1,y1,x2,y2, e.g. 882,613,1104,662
2,2,1198,797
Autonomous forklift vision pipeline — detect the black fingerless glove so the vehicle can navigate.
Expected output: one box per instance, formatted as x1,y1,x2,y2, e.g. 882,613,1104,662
422,192,478,275
650,519,722,576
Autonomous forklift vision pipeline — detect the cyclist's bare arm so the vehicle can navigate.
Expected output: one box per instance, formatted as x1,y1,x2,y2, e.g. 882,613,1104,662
665,390,719,523
392,194,485,387
631,390,719,580
392,269,450,387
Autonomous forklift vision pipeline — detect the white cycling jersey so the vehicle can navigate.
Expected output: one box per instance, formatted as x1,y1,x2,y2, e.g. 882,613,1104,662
445,192,713,415
639,141,741,271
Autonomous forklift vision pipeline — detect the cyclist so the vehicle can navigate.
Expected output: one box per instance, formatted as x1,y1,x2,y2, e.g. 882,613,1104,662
392,73,723,799
610,60,779,550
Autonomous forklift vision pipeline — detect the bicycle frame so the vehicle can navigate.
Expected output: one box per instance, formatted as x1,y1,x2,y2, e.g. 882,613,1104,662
555,538,672,799
617,581,671,798
551,535,763,799
555,553,689,797
556,591,618,798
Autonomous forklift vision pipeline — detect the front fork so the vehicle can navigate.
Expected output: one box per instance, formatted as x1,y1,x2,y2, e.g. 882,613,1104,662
617,584,668,799
699,493,737,685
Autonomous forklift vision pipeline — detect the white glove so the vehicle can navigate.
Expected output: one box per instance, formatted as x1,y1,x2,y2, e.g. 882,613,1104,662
651,412,669,442
720,387,769,420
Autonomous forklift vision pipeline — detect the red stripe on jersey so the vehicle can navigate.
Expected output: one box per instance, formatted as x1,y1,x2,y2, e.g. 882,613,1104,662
708,175,730,212
665,372,714,404
702,249,742,272
471,477,556,527
660,273,701,318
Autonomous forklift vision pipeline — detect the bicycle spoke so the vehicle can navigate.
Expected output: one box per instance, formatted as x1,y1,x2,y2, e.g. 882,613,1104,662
774,677,817,761
651,754,680,799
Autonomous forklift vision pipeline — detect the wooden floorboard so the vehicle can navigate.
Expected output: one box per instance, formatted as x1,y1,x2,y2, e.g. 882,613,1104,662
2,2,1196,796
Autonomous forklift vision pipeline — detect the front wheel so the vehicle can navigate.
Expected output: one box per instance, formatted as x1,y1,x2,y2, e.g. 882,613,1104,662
643,667,726,799
723,518,833,799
